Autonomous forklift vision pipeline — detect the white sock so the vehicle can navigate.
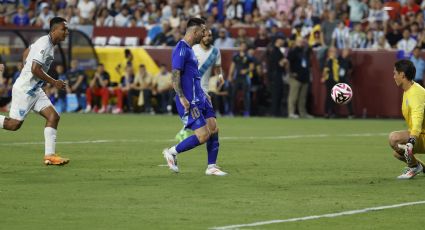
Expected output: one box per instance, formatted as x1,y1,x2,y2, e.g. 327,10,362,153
208,164,216,168
44,127,57,156
169,146,178,155
0,115,5,129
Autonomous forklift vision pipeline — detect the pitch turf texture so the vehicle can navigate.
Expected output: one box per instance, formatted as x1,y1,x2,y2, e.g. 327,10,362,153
1,114,425,229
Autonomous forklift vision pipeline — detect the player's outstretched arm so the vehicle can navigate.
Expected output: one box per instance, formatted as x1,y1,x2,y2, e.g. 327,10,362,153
31,61,66,90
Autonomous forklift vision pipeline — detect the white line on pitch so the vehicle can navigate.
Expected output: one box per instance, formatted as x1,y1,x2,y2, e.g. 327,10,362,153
209,200,425,230
1,133,388,146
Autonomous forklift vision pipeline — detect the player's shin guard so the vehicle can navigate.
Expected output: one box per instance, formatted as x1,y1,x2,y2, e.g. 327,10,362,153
207,133,219,164
44,127,57,155
0,115,5,129
175,135,201,153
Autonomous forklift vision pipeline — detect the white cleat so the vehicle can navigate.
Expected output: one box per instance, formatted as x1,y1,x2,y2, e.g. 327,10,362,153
397,163,423,179
205,165,228,176
163,148,179,173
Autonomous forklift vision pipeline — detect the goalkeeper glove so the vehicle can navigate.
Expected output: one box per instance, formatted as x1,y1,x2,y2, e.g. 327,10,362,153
398,137,416,165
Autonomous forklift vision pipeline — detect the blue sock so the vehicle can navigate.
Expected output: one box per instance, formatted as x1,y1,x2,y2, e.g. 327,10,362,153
176,135,201,153
206,133,219,164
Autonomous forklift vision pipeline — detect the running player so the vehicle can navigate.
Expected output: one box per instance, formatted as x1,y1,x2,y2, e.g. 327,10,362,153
162,18,227,176
0,17,70,165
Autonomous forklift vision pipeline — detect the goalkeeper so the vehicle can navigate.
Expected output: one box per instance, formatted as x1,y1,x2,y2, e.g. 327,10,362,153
389,59,425,179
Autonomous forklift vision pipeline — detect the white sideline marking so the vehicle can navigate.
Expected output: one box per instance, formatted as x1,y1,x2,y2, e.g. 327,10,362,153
210,200,425,230
1,133,388,146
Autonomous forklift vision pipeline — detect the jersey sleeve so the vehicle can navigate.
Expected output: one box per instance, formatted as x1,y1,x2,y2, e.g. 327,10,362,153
31,40,49,66
408,90,425,136
172,44,186,70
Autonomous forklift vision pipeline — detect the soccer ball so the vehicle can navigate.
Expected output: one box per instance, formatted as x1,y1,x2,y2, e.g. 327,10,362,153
331,83,353,105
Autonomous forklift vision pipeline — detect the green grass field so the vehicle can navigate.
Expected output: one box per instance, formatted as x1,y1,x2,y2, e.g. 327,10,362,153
1,114,425,229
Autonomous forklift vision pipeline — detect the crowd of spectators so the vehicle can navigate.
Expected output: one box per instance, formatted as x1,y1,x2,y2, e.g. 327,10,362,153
2,0,425,117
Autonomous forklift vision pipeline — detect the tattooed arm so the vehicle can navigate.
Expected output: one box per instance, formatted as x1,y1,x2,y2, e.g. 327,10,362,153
172,69,189,111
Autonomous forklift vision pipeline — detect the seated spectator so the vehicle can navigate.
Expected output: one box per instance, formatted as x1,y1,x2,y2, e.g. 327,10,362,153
183,0,200,18
226,0,243,23
259,0,277,18
169,4,181,29
131,64,154,113
85,63,111,113
77,0,96,24
234,28,253,47
66,59,87,112
214,28,235,48
372,36,391,50
349,23,366,48
152,64,173,114
254,27,270,47
386,21,403,48
397,28,417,57
119,65,135,112
36,3,54,29
114,6,131,27
96,7,114,27
12,5,30,26
401,0,420,25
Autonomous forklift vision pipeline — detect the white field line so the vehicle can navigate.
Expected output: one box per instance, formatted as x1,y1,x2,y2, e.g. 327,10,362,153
210,200,425,230
0,132,388,146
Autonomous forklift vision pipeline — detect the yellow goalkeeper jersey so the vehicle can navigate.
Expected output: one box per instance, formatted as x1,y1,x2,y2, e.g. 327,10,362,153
402,82,425,136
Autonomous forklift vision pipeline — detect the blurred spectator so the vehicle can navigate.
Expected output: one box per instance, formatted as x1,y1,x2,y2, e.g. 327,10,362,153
254,27,270,47
397,28,417,56
332,21,350,49
287,37,312,119
349,23,366,48
153,64,173,114
132,64,154,114
348,0,368,25
368,0,389,26
96,7,114,27
152,21,174,46
372,36,391,50
386,21,403,48
267,36,287,117
226,0,243,23
169,4,181,29
85,63,110,113
66,59,87,112
64,6,81,29
55,64,68,113
321,11,339,47
36,3,54,29
337,48,354,117
259,0,276,18
244,0,256,15
119,64,135,113
12,5,30,26
234,28,253,47
0,64,11,112
401,0,420,25
115,6,131,27
410,47,425,86
277,0,293,20
321,47,339,118
207,0,225,23
183,0,200,18
363,30,375,48
229,42,254,116
252,8,264,25
77,0,96,24
11,62,23,85
384,0,401,21
145,15,162,45
116,49,134,77
214,28,235,48
410,22,420,41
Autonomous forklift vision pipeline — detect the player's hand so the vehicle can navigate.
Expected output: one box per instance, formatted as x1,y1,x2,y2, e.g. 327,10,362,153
218,74,224,86
179,96,190,112
398,143,414,164
54,80,67,90
0,64,4,73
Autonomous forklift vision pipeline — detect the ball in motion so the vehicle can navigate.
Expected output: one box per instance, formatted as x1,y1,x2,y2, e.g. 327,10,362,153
331,83,353,105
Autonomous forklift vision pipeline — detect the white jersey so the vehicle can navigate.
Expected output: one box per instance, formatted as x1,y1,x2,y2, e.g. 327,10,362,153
14,35,55,96
193,44,221,94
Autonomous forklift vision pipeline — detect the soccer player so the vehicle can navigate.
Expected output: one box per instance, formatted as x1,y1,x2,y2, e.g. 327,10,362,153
162,18,227,176
0,17,70,165
175,29,224,142
389,59,425,179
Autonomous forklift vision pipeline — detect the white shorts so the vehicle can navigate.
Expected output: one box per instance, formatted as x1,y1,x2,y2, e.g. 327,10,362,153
9,88,54,121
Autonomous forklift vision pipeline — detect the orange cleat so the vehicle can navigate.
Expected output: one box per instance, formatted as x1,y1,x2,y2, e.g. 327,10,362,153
44,154,70,166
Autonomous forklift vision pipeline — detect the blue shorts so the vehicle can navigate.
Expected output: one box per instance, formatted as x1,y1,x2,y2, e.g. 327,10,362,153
175,96,216,130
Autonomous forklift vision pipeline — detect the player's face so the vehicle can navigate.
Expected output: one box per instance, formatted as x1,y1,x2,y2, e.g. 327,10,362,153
194,25,206,44
201,30,213,46
393,68,404,86
53,22,69,42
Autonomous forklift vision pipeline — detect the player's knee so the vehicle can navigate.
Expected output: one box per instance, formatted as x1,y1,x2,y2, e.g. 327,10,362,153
388,132,401,146
47,112,60,123
197,132,211,144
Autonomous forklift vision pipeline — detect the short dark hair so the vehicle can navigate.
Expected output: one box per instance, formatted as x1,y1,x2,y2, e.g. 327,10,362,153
50,17,67,31
187,17,205,29
395,59,416,81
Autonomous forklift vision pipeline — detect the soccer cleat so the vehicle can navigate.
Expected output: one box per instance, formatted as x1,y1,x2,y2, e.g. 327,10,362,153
205,165,228,176
44,154,70,166
397,163,423,179
163,148,179,173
